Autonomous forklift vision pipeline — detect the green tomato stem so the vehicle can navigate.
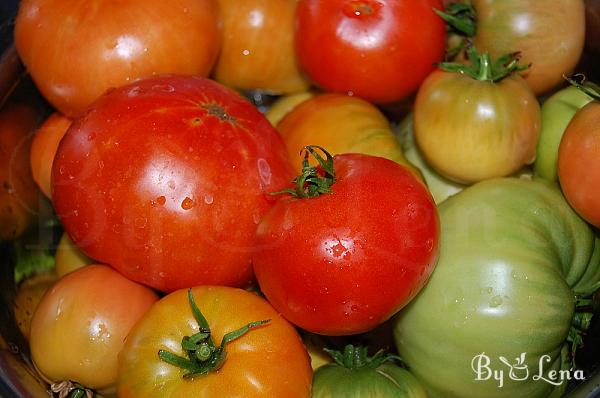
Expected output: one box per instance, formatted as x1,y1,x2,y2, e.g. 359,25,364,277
324,344,404,370
434,2,477,37
565,75,600,101
271,145,336,199
437,46,529,82
158,288,270,378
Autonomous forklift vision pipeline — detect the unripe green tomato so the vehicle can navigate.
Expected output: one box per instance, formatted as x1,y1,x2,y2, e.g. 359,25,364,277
312,346,428,398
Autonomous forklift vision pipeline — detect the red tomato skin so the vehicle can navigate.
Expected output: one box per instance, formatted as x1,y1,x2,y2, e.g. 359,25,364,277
51,75,294,292
253,154,440,335
295,0,446,104
558,101,600,227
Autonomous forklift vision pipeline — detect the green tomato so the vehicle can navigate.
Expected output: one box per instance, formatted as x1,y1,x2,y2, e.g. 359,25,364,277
393,177,600,398
534,85,593,181
312,345,427,398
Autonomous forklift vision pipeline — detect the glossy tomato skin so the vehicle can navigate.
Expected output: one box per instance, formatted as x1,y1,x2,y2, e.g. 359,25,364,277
29,265,159,392
558,101,600,227
276,93,418,177
117,286,312,397
414,70,540,183
471,0,585,95
295,0,446,104
14,0,221,117
213,0,310,94
393,178,600,398
253,154,440,336
51,75,294,292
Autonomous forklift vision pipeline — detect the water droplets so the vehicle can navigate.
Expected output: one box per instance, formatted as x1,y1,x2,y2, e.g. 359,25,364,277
489,295,504,308
181,197,195,210
203,194,213,205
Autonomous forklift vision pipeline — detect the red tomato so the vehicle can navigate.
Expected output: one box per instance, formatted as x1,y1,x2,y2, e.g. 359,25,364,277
253,150,440,335
14,0,221,117
29,265,159,392
51,75,294,292
558,99,600,228
118,286,312,397
295,0,446,104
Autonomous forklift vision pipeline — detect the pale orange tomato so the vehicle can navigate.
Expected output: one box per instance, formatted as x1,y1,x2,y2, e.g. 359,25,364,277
30,112,71,199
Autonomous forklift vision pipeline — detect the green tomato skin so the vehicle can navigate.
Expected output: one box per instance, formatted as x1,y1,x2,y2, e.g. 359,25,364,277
312,363,428,398
534,86,593,181
393,177,600,398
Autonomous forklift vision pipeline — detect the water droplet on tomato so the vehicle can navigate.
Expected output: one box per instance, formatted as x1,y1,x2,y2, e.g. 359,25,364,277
155,196,166,205
152,84,175,93
159,271,166,278
257,158,272,187
134,217,147,228
489,295,503,308
203,195,213,205
87,132,96,141
182,197,195,210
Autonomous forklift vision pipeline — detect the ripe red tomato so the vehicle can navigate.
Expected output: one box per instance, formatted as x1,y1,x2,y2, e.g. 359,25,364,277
51,75,294,292
14,0,222,117
558,98,600,228
295,0,446,104
253,149,440,335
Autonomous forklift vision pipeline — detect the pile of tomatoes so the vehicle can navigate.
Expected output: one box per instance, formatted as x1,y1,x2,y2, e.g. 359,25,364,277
2,0,600,397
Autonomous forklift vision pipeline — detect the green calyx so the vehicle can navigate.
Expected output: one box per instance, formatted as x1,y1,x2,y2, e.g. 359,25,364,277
565,75,600,101
568,296,595,364
50,380,94,398
437,46,529,82
272,145,336,199
434,2,477,37
158,289,270,379
324,344,404,371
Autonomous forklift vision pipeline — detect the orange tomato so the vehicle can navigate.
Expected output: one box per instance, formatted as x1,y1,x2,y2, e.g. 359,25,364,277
29,265,159,392
30,112,71,199
118,286,312,397
214,0,310,94
558,100,600,227
276,93,417,175
54,232,93,277
14,0,222,117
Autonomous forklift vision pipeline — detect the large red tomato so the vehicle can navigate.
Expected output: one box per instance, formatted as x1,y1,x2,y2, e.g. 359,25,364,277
14,0,221,117
253,148,440,335
295,0,446,104
51,75,294,292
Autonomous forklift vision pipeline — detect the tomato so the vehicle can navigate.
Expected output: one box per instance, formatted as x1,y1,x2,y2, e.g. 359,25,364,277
393,177,600,398
312,345,428,398
14,0,221,117
276,93,419,177
265,91,317,127
29,264,159,393
396,113,465,204
253,148,439,335
0,103,41,240
534,86,593,182
54,232,93,277
558,92,600,228
442,0,585,95
413,50,540,183
213,0,310,94
295,0,446,104
117,285,312,397
13,271,57,340
51,75,294,292
30,112,71,199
